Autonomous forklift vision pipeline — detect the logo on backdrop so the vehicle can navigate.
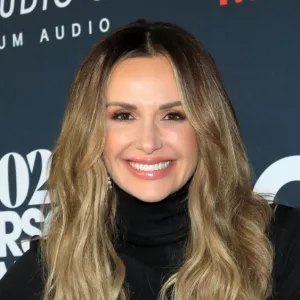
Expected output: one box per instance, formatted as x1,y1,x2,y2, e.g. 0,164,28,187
220,0,255,5
0,149,52,278
1,150,300,278
0,0,110,51
0,0,73,18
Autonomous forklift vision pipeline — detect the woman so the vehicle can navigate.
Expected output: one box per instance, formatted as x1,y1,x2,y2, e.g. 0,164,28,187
0,19,299,300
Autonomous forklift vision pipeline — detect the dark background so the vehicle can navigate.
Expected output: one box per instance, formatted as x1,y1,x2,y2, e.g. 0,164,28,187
0,0,299,278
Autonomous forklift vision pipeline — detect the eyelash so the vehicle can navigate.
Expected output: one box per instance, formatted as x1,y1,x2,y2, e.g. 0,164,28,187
111,111,186,121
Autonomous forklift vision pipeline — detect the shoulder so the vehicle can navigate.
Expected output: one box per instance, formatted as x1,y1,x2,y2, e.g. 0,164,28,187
269,203,300,246
0,236,45,300
269,204,300,299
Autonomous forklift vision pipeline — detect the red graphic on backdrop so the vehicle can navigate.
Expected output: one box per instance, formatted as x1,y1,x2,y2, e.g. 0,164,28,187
220,0,243,5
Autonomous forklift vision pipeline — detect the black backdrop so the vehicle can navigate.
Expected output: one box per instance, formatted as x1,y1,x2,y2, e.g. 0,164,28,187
1,0,300,278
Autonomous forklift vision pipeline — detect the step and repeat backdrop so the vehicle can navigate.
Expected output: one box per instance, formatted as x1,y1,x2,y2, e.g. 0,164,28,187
0,0,299,278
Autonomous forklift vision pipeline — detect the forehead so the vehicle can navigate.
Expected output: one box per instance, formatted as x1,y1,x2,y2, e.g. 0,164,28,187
105,56,180,105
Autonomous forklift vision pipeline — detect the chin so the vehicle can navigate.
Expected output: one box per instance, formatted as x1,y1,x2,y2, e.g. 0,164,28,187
131,189,171,203
138,197,165,203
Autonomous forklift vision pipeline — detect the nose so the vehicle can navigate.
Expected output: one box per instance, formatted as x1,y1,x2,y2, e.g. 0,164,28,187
135,121,163,154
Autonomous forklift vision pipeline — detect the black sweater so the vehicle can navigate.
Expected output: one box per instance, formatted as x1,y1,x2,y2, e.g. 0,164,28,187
1,180,300,299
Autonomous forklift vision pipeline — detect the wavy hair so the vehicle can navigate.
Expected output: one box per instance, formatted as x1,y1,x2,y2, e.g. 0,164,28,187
41,20,275,300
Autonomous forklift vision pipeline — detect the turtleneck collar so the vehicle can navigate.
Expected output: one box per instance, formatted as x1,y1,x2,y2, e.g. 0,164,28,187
115,177,192,247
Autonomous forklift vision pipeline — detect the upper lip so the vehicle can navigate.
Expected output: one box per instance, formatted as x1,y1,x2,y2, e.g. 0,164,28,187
126,157,173,164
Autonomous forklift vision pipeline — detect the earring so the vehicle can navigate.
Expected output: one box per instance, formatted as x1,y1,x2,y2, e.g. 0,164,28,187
107,176,112,190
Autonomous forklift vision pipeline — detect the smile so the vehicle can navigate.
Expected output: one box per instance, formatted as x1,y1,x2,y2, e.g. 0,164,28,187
128,161,171,171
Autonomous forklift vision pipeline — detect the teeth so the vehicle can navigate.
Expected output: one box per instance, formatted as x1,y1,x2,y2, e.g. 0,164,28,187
129,161,171,171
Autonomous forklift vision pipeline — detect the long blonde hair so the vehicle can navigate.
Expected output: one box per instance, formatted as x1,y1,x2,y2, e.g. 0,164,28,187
41,20,274,300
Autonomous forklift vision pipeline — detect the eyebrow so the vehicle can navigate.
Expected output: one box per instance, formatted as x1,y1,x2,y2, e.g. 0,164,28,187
105,101,182,110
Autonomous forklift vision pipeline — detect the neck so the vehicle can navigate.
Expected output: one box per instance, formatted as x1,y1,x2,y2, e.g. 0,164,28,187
114,177,192,247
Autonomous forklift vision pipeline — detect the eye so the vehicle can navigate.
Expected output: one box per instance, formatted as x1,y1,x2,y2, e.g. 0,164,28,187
111,112,133,121
164,112,186,121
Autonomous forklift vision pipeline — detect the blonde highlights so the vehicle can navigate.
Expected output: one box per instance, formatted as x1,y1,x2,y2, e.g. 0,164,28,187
41,20,274,300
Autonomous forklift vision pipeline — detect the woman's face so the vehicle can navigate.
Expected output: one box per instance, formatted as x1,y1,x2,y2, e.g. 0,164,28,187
103,56,198,202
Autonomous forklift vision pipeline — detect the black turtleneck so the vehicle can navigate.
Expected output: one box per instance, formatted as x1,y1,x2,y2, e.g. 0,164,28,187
1,178,300,300
114,178,191,299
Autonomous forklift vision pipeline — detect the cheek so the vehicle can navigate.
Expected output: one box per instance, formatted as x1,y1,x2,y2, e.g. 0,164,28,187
169,126,198,163
103,127,130,159
167,126,197,149
103,128,117,157
185,128,198,164
186,130,198,162
186,128,198,151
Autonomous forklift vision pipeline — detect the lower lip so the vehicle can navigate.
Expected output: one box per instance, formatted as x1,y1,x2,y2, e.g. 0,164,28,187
124,160,175,180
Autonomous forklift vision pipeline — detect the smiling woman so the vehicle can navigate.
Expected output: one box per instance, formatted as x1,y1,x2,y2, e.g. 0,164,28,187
103,56,197,201
0,19,300,300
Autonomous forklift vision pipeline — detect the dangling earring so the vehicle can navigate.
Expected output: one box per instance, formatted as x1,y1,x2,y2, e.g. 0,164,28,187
107,176,112,190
